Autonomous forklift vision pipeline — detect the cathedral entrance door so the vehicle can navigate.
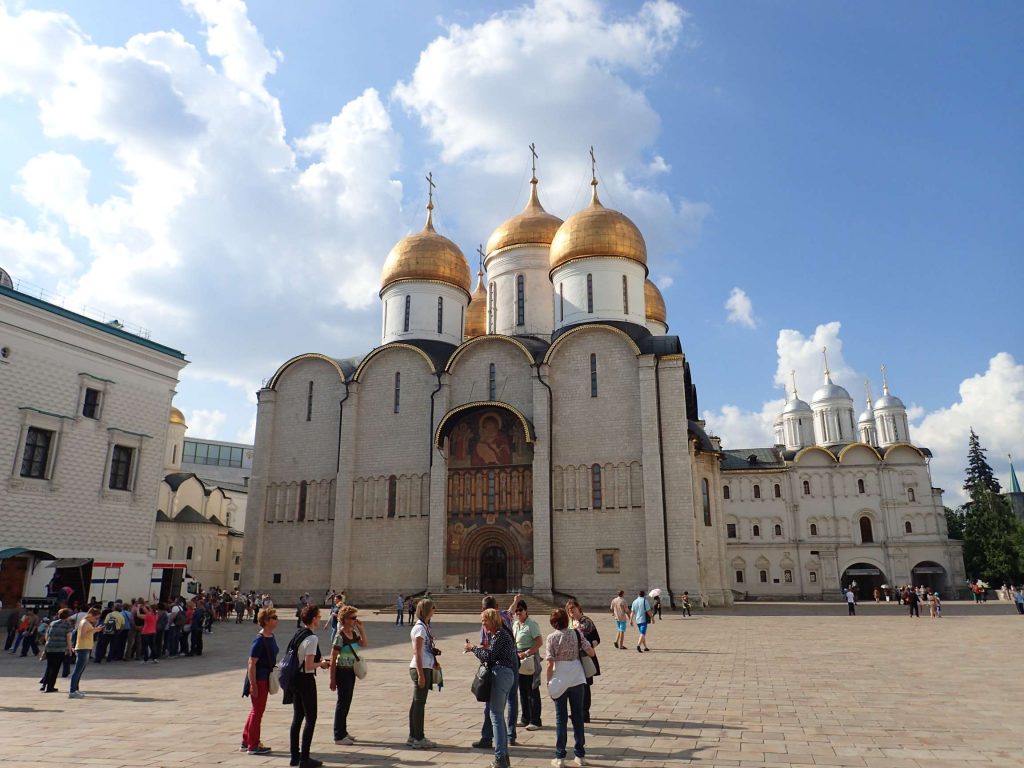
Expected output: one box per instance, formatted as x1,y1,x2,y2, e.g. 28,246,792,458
480,546,508,594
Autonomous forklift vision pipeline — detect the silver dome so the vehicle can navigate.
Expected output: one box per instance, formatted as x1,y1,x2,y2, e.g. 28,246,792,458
782,397,812,414
0,268,12,290
811,381,852,404
873,394,905,410
858,408,875,424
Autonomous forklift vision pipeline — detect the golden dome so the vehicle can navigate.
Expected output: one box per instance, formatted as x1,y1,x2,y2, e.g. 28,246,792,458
549,183,647,274
644,279,667,325
485,179,563,256
380,207,471,296
169,407,187,426
464,271,487,339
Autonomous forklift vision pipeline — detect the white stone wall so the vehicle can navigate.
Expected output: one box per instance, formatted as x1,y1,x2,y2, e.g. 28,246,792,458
485,245,554,337
381,282,467,346
551,257,647,330
448,338,536,417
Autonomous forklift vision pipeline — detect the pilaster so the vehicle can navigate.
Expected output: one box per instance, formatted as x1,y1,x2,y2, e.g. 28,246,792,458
531,367,552,594
637,355,668,591
427,378,450,590
331,382,358,592
241,387,275,590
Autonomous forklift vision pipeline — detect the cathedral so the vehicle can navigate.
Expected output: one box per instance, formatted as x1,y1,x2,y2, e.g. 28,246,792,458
242,158,963,606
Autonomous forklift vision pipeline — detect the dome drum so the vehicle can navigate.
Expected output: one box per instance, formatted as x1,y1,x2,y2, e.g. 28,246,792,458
552,258,648,331
381,281,468,347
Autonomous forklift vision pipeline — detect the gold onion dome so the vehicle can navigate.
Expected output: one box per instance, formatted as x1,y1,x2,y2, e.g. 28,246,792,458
464,270,487,338
549,182,647,274
169,407,187,426
380,206,472,296
644,279,667,324
486,178,563,256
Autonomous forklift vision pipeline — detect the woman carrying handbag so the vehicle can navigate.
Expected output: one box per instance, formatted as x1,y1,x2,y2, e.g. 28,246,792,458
566,599,600,723
329,605,369,746
241,608,279,755
545,608,596,768
464,608,518,768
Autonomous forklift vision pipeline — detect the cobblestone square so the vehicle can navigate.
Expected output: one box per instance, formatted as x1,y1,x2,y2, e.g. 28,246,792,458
1,603,1021,767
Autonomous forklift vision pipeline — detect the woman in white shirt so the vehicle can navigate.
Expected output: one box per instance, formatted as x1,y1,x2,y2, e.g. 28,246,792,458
545,608,596,768
288,604,330,768
408,599,440,749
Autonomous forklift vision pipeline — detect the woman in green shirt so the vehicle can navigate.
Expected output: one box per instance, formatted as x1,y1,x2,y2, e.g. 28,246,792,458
512,598,544,730
329,605,368,746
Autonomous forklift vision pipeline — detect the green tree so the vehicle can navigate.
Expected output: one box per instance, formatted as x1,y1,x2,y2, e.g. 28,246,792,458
944,506,964,540
960,430,1024,583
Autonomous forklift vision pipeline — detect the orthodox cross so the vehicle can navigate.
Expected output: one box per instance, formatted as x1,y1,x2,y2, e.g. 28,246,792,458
476,244,485,273
425,171,436,208
589,145,598,184
822,346,831,379
880,363,889,393
529,142,538,178
790,369,799,400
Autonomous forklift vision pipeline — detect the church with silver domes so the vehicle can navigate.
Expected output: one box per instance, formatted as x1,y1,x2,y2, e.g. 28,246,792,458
242,158,964,606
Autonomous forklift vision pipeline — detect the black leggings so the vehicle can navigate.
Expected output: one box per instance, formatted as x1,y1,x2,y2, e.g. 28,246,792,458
518,672,542,726
333,668,356,740
290,674,318,760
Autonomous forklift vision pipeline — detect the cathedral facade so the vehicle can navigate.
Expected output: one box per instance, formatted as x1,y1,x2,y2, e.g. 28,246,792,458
242,165,963,606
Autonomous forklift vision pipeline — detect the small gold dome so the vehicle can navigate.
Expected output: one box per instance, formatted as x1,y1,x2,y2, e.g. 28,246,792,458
549,184,647,274
464,271,487,339
380,208,471,296
169,407,187,426
486,179,563,256
644,279,667,325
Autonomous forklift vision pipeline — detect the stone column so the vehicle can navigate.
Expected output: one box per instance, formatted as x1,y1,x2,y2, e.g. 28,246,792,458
531,367,552,595
427,379,450,591
637,355,668,592
330,382,358,592
241,388,276,591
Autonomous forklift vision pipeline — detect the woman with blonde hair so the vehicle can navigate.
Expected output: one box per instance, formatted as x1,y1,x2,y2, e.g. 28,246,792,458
329,604,368,745
464,608,517,768
408,598,440,749
241,607,279,755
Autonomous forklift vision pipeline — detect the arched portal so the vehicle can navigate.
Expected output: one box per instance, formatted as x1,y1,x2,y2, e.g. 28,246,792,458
911,561,947,594
842,562,887,601
441,404,534,592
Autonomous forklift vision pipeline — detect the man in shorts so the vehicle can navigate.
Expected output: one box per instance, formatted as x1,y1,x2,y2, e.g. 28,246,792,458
629,591,651,653
610,590,629,649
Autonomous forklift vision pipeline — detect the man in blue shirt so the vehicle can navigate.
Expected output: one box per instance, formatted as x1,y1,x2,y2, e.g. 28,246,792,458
629,591,651,652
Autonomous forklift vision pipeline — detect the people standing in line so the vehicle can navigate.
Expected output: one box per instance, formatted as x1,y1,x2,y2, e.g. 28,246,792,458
235,594,247,625
41,608,73,692
69,607,100,699
329,605,368,746
473,595,518,751
906,587,920,618
188,598,207,656
408,598,439,750
396,594,405,626
512,597,544,731
545,607,596,768
609,591,629,649
566,599,600,723
18,608,41,657
287,604,329,768
629,591,651,652
155,602,169,657
140,603,159,663
845,587,856,616
465,608,517,768
241,607,279,756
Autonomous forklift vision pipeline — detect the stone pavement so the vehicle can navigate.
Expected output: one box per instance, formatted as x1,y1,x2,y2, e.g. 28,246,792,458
1,602,1022,768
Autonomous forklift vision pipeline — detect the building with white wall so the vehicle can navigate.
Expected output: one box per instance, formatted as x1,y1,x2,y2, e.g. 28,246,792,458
0,277,187,607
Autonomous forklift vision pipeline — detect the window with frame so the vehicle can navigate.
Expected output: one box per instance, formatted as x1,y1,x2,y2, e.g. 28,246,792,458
108,445,134,491
752,524,761,537
387,475,397,518
809,571,817,583
904,521,912,534
586,274,593,313
596,548,620,573
306,381,314,421
735,570,745,584
437,296,444,334
753,484,761,499
590,354,598,397
857,478,865,494
82,388,102,419
810,523,818,536
759,570,768,583
272,573,281,584
559,282,564,322
186,546,194,560
774,523,782,536
215,549,221,562
516,275,525,326
182,441,244,468
488,363,496,400
784,569,793,582
859,516,874,543
908,488,916,502
723,485,731,500
298,481,308,521
489,282,497,332
167,546,173,558
20,427,53,479
702,478,711,526
726,523,737,539
487,471,496,512
802,480,811,495
774,483,781,498
403,295,411,333
622,275,629,313
393,372,401,414
591,464,602,509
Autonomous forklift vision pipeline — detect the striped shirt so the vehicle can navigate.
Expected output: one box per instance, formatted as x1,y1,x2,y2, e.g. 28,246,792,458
45,619,72,653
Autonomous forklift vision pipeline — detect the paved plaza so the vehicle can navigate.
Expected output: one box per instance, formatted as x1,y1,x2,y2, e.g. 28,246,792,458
1,602,1022,768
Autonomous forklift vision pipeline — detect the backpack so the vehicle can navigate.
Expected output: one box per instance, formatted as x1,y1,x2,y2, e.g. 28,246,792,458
172,608,186,628
277,628,313,700
103,613,119,635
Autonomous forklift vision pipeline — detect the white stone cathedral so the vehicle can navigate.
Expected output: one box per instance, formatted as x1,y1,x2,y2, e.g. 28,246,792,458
242,160,964,606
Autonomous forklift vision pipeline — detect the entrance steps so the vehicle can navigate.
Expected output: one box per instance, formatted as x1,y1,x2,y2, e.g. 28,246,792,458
425,592,561,615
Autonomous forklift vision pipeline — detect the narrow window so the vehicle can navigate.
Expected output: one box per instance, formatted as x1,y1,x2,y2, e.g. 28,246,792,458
460,305,464,337
810,523,818,536
559,283,564,321
186,546,193,560
904,521,912,534
753,484,761,499
802,480,810,495
590,354,598,398
723,485,731,500
487,471,496,512
393,372,401,414
387,475,397,518
516,275,525,326
109,445,133,490
20,427,53,478
172,445,177,465
622,275,629,313
168,546,173,559
702,478,711,526
784,570,793,583
774,484,781,498
857,478,865,494
809,571,817,583
298,480,308,521
859,516,874,543
215,549,221,562
306,381,314,421
735,570,745,584
489,282,496,333
437,296,444,334
488,363,496,400
591,464,602,509
272,573,282,584
383,300,388,336
908,488,915,502
403,295,411,333
759,570,768,583
752,524,760,537
727,523,737,539
83,388,101,419
586,274,593,313
774,523,782,536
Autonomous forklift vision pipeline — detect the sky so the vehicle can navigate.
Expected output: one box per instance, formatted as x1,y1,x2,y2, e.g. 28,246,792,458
0,0,1021,505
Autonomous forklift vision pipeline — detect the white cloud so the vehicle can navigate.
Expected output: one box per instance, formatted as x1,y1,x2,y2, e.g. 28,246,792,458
0,216,78,282
725,286,756,329
187,408,228,439
912,352,1024,505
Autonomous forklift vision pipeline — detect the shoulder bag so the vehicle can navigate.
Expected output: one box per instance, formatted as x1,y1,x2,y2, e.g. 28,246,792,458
576,630,597,678
264,637,280,694
342,632,368,680
470,656,494,702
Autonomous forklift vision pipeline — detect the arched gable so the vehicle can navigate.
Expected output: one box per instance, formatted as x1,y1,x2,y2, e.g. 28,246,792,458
882,443,927,464
353,343,436,382
794,446,838,465
446,335,535,372
269,353,347,390
434,401,536,449
837,443,882,463
543,323,641,365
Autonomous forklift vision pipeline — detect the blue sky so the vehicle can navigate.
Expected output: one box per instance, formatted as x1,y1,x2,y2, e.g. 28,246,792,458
0,0,1021,502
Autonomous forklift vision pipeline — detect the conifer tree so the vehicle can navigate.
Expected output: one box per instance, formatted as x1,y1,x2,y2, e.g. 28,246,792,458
964,428,1001,497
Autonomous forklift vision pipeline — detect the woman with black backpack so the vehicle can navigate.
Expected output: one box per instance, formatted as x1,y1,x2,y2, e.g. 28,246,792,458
285,604,330,768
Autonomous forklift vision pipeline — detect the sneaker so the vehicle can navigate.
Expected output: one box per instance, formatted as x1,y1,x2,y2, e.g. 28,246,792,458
68,691,84,699
526,723,541,731
551,760,565,768
334,737,354,746
151,659,158,664
405,737,416,747
299,760,322,768
509,737,517,746
411,738,436,749
574,758,587,767
248,746,271,755
637,645,643,653
239,744,249,752
472,740,493,750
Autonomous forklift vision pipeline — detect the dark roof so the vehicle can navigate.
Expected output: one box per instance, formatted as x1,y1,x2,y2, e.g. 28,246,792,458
155,510,173,523
721,447,786,471
401,339,458,375
172,506,209,524
509,335,551,363
688,420,717,453
0,284,185,360
164,472,204,492
207,514,225,526
333,356,363,378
